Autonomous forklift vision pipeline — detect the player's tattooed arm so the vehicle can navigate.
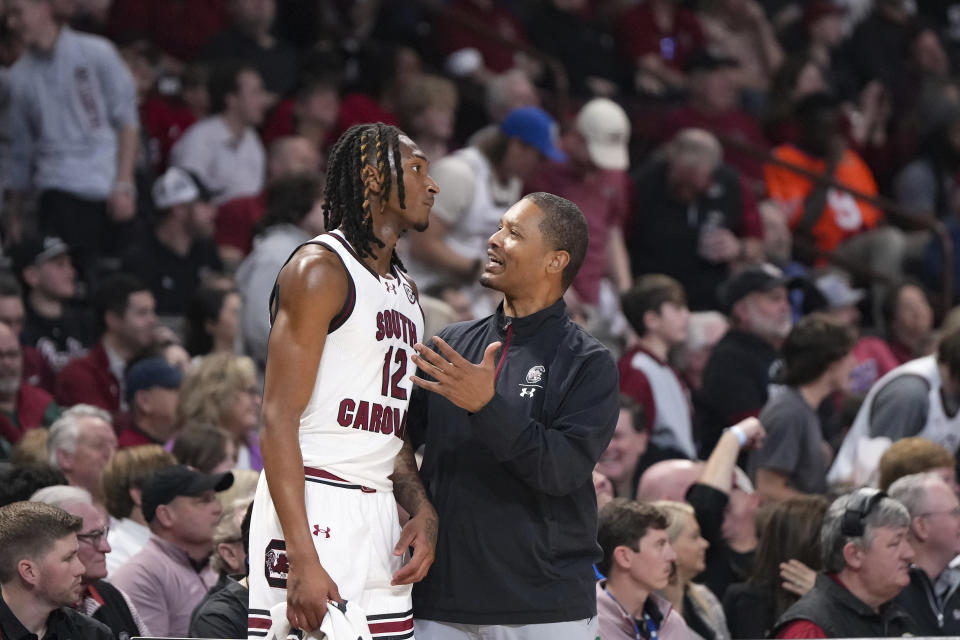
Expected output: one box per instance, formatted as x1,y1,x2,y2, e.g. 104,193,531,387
391,440,432,523
390,440,439,585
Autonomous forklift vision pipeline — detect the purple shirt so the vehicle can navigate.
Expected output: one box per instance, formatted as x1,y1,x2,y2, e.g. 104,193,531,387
110,535,217,637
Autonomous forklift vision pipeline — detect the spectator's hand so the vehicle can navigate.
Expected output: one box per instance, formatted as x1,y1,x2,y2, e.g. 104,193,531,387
593,469,614,509
700,228,741,263
107,190,136,221
410,337,501,413
780,559,817,596
391,504,438,585
286,558,342,631
733,416,765,449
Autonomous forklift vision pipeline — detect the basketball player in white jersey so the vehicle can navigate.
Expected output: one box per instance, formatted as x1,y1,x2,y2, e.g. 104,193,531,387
247,123,439,639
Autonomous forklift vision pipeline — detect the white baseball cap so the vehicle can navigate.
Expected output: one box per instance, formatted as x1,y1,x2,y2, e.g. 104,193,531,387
576,98,631,171
152,167,213,210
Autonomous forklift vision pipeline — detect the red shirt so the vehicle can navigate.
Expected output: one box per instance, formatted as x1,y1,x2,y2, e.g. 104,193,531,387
105,0,228,62
776,620,827,638
54,342,121,414
615,3,705,70
22,345,55,393
334,94,398,140
117,424,161,449
437,0,529,72
141,96,197,172
526,163,630,304
215,193,267,256
0,383,58,447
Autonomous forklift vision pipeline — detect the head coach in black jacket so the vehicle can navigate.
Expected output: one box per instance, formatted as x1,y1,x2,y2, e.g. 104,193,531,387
407,192,619,639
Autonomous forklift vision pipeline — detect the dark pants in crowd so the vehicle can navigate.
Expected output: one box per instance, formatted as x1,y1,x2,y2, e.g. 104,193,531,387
38,189,138,290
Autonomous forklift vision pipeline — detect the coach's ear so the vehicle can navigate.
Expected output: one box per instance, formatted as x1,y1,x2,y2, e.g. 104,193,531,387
545,249,570,278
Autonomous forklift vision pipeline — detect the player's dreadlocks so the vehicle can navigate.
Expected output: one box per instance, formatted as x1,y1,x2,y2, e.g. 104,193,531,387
323,122,407,268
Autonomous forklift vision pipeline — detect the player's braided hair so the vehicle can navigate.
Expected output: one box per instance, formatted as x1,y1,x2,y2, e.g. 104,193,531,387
323,122,407,268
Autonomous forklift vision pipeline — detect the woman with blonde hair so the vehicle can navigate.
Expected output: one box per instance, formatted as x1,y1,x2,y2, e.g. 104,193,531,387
653,500,731,640
176,353,262,470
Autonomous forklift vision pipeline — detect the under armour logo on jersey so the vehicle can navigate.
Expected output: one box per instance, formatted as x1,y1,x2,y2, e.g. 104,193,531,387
312,525,331,538
384,281,397,294
520,387,536,398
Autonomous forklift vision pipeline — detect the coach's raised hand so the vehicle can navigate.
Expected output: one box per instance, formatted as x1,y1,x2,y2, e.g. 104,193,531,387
411,337,502,413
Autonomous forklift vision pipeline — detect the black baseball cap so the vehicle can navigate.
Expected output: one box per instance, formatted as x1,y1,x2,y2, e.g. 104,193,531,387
10,235,70,274
142,465,234,522
719,263,790,312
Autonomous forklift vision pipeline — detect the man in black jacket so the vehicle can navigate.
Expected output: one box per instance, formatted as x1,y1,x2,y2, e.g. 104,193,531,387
409,192,619,639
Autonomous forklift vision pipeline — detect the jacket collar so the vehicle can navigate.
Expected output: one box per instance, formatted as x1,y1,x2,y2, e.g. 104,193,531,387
493,298,567,336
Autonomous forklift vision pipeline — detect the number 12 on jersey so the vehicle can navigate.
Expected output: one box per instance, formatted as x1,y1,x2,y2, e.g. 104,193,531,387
381,346,409,400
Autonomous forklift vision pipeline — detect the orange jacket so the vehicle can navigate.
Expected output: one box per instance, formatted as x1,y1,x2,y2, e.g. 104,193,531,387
764,145,882,254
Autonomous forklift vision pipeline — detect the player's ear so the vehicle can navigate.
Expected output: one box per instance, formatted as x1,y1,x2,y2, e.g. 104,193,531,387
362,164,384,195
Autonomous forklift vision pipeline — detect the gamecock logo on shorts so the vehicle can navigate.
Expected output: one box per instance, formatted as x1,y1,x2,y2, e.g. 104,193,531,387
264,539,289,589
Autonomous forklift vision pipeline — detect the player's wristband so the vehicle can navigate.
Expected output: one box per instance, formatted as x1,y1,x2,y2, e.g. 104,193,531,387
725,425,748,447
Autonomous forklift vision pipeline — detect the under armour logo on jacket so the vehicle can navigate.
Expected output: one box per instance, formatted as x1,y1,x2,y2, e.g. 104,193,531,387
520,387,536,398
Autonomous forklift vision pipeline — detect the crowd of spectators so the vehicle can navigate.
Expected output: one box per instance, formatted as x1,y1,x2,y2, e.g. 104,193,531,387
6,0,960,638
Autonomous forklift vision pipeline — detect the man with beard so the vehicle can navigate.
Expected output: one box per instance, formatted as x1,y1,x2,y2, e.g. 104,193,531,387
694,264,792,458
0,501,113,639
0,321,60,459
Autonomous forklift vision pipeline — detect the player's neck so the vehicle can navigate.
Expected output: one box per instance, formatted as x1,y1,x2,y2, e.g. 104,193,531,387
363,211,403,276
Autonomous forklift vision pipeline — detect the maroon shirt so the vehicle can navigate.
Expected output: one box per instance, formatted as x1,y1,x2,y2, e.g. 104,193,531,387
615,3,705,70
215,192,267,257
0,383,59,447
54,342,121,413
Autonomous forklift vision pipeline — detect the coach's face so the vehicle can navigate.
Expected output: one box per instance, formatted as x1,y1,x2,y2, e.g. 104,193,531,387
481,200,553,296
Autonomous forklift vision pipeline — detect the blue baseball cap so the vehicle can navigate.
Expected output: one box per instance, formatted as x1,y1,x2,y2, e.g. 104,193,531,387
125,357,183,402
500,107,567,162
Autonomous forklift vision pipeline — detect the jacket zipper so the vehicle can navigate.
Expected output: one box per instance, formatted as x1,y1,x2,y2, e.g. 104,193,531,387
494,320,513,381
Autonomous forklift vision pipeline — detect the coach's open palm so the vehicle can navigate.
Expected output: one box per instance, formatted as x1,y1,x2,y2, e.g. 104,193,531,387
410,337,501,413
286,559,342,631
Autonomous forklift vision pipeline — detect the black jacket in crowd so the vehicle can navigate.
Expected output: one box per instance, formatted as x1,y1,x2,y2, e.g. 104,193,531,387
409,299,619,625
87,579,144,639
894,565,960,636
771,573,917,638
0,591,113,640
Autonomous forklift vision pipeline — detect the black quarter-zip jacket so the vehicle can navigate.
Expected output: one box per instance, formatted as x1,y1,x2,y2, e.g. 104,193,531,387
409,298,619,625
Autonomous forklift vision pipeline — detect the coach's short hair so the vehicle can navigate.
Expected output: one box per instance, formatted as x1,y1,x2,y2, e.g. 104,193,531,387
0,501,82,583
524,192,589,291
597,498,668,577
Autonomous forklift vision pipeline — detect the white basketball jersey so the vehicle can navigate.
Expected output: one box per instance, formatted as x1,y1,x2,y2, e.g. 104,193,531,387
291,230,424,491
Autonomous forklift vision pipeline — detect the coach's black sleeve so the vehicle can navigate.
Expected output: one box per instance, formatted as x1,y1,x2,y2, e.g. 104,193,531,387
467,351,619,496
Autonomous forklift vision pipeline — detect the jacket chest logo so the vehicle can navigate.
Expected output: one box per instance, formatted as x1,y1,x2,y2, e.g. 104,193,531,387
519,365,545,398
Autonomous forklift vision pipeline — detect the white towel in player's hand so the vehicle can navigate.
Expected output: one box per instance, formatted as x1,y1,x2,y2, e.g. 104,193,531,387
267,600,373,640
